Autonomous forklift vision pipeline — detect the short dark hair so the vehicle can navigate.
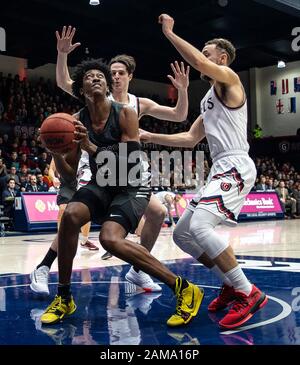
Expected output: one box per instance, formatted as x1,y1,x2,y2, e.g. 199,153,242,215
205,38,236,65
109,54,136,75
72,59,113,103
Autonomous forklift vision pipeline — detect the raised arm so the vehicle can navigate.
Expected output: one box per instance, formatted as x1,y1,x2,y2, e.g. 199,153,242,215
56,26,80,95
158,14,239,86
140,115,205,148
139,61,189,122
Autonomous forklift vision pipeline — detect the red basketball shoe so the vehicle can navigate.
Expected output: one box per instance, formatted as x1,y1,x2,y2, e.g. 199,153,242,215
219,284,268,329
80,240,99,251
208,284,236,312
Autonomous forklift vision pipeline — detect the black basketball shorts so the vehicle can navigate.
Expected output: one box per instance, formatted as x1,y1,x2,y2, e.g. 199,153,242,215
69,183,151,234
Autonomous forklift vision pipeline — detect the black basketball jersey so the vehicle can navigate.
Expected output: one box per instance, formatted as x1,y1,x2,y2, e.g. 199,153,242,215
78,101,143,187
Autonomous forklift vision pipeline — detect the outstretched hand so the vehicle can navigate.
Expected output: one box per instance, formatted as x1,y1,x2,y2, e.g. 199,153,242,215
158,13,175,35
168,61,190,90
56,25,81,54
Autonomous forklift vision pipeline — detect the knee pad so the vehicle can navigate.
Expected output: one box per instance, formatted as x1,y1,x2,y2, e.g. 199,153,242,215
189,209,228,260
173,224,204,259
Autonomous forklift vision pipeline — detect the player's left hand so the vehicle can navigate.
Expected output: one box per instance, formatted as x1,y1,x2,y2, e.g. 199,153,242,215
168,61,190,90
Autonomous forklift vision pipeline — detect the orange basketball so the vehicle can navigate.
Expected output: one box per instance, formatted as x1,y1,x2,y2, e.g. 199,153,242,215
40,113,76,153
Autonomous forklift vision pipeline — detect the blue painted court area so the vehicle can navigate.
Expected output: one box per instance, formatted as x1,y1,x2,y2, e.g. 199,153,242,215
0,256,300,345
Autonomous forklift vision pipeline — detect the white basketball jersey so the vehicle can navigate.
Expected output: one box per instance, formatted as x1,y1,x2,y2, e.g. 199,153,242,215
109,93,149,184
155,191,175,205
200,86,249,160
108,93,139,116
76,150,91,189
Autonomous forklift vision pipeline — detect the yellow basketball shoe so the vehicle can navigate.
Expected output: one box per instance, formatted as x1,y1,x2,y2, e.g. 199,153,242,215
40,295,77,325
167,277,204,327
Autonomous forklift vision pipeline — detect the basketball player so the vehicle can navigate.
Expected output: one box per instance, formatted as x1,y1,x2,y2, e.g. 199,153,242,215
139,14,268,330
154,191,182,226
30,151,99,295
55,26,189,292
40,59,203,327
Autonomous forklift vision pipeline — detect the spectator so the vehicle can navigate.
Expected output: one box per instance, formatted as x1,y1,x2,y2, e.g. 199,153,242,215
256,175,268,191
36,173,49,192
6,151,20,171
19,175,29,192
291,184,300,215
38,152,51,173
42,166,53,189
275,180,298,219
26,175,41,192
28,140,40,158
18,140,31,156
287,180,295,195
1,178,17,219
0,158,7,178
19,153,38,172
268,178,275,191
0,137,9,158
273,179,279,189
5,166,21,190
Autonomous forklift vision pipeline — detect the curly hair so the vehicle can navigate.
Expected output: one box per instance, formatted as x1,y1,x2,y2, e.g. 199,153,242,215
71,59,113,103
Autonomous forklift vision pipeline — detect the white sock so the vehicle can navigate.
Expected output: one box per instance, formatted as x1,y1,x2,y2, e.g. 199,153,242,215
225,266,252,295
80,235,88,245
210,265,232,286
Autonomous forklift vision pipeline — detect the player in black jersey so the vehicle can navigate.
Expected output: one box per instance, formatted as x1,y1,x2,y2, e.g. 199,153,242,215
40,59,203,327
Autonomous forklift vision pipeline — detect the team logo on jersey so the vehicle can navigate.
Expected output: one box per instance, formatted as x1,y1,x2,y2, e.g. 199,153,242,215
221,182,232,192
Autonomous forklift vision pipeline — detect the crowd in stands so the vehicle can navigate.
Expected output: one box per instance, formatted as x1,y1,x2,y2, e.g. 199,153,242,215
253,157,300,218
0,72,299,228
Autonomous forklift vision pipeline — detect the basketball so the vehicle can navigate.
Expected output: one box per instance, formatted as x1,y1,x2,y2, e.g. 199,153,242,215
40,113,76,153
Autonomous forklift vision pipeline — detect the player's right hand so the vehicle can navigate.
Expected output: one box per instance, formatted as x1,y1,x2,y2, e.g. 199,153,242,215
56,26,81,54
158,14,175,36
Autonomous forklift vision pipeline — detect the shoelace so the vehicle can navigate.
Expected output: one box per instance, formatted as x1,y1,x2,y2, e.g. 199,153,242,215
46,296,68,313
45,296,61,313
36,270,48,282
175,292,184,315
230,296,248,313
139,272,155,285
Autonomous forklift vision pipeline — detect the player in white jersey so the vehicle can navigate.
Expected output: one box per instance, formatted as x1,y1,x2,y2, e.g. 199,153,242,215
138,14,268,329
55,26,189,292
154,191,181,226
